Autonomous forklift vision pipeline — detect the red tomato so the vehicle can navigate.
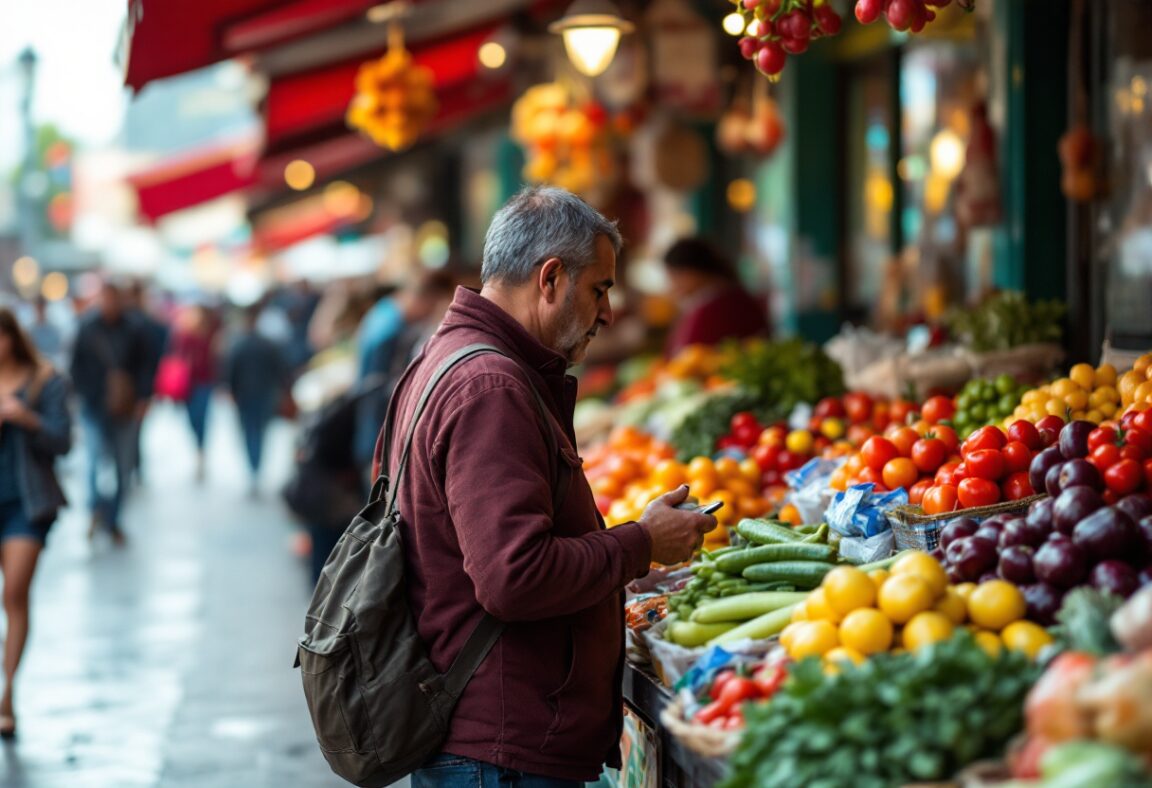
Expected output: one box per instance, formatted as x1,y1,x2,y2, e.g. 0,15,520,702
1001,441,1033,475
846,424,876,446
935,461,961,486
952,462,971,483
1125,427,1152,457
1103,489,1119,506
752,443,777,472
814,397,847,420
962,426,1007,458
958,477,1000,508
882,457,919,490
966,449,1006,481
857,466,888,491
1104,459,1143,496
922,484,959,515
717,435,741,451
890,427,920,458
733,422,762,447
843,392,874,424
861,436,900,472
731,411,760,434
1122,410,1140,431
776,450,806,472
1090,443,1122,471
1121,444,1144,462
1036,415,1066,434
1133,409,1152,434
921,395,956,425
1001,471,1034,501
1088,426,1119,454
908,478,934,506
930,424,960,453
1007,420,1043,451
1145,459,1152,490
911,438,947,473
890,399,917,426
871,401,891,432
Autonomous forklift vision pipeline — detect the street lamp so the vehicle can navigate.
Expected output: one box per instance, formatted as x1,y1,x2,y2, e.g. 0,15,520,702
549,0,634,78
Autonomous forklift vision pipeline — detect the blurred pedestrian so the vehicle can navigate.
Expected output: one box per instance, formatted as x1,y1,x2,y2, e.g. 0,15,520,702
26,296,66,369
70,281,149,543
168,305,219,481
661,237,769,357
225,305,291,496
123,280,169,485
0,308,71,739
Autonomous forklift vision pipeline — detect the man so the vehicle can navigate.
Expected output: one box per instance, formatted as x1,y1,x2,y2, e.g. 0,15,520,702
69,281,150,544
122,279,168,484
387,187,715,787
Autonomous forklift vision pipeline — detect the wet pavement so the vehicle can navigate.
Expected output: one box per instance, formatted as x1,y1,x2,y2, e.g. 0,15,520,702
1,398,353,787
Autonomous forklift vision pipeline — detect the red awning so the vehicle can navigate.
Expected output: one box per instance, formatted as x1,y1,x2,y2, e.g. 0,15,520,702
263,22,500,149
127,139,260,222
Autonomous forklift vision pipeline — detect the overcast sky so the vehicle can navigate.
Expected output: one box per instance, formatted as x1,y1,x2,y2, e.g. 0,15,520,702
0,0,127,169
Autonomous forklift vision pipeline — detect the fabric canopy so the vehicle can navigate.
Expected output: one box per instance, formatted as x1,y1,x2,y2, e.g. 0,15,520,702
127,140,260,223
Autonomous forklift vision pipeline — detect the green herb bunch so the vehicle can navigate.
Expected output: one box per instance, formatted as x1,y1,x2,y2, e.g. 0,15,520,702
946,292,1065,353
721,631,1042,788
719,339,846,419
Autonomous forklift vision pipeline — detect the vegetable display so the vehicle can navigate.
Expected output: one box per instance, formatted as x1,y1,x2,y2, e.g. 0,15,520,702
952,374,1030,437
945,291,1065,353
722,631,1041,788
717,338,845,424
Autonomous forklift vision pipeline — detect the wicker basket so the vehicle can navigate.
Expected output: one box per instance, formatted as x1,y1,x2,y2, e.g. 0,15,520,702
889,495,1046,551
659,696,741,758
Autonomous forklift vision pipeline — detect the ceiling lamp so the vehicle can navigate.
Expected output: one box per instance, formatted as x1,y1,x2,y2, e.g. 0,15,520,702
549,0,635,78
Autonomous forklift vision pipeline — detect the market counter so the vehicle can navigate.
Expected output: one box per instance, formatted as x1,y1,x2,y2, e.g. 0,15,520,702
622,664,727,788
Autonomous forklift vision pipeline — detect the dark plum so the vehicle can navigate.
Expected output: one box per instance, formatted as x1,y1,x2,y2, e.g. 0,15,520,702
998,545,1036,585
1115,494,1152,523
929,547,946,562
1052,485,1105,534
945,537,968,566
1071,507,1141,562
1045,464,1066,497
979,571,1000,584
1090,560,1140,598
1000,517,1047,549
1022,582,1064,625
955,536,999,581
974,524,1004,544
1030,447,1064,493
1034,539,1089,588
1058,420,1095,460
1027,497,1055,530
1058,459,1103,493
940,518,980,549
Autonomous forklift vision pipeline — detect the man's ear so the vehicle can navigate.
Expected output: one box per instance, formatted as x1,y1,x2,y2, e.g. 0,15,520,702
538,257,564,304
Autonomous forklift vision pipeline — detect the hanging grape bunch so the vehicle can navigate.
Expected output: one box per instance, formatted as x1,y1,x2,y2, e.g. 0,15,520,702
733,0,843,79
854,0,974,33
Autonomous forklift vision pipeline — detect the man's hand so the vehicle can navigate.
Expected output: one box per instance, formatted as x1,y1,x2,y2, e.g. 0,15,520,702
638,485,718,566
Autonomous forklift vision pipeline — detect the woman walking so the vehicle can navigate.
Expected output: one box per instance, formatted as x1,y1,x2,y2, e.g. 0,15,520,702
0,308,71,738
169,305,218,481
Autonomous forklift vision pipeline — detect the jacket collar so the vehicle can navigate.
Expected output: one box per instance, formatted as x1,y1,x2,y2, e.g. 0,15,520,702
440,288,570,380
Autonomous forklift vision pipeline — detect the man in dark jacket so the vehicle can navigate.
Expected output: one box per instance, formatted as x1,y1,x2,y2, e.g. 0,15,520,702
69,281,150,543
388,187,715,786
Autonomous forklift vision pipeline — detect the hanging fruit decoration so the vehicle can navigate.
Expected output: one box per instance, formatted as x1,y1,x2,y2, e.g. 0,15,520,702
854,0,974,33
731,0,843,79
346,22,438,151
511,82,618,197
716,77,784,157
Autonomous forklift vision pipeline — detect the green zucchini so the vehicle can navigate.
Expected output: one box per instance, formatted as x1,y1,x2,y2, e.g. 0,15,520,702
708,603,801,646
736,519,803,545
741,560,837,588
715,542,837,574
690,591,809,624
667,619,738,648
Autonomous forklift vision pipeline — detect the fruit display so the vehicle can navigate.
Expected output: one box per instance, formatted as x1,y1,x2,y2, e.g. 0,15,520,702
1012,362,1122,425
952,374,1030,438
945,291,1066,354
783,551,1050,665
691,663,788,730
717,338,846,423
723,631,1040,788
1120,351,1152,413
346,23,437,151
511,83,618,196
729,0,844,79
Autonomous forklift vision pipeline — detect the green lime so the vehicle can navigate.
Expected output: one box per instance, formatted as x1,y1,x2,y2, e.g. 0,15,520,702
956,392,973,410
995,374,1017,396
970,403,988,422
998,393,1018,413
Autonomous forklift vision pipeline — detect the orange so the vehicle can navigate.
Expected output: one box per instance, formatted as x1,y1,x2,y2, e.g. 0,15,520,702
973,630,1002,658
714,456,742,481
788,620,839,660
650,459,686,490
805,588,842,623
933,587,968,625
838,608,894,655
877,574,936,624
738,458,762,485
823,566,876,616
882,457,919,490
967,580,1027,631
1095,363,1118,387
724,478,756,499
890,551,948,598
1069,363,1095,390
778,503,802,526
824,646,865,666
902,611,955,651
1000,620,1054,660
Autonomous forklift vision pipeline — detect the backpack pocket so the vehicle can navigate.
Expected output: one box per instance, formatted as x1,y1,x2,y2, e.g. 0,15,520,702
297,638,373,757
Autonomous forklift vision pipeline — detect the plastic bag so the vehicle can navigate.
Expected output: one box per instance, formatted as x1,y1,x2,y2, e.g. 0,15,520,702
838,530,896,564
826,483,908,538
786,457,844,525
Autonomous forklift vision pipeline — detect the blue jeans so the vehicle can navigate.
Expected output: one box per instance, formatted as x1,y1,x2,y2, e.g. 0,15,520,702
81,407,135,532
412,754,583,788
186,384,213,450
236,396,276,476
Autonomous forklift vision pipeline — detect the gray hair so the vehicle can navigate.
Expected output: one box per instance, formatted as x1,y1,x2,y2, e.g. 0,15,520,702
480,186,622,286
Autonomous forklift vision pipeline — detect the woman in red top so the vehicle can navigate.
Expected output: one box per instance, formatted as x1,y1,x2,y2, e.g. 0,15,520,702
662,237,770,357
169,305,218,481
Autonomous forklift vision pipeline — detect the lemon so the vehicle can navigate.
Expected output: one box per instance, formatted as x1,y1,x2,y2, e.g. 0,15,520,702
779,621,805,651
824,646,865,666
902,611,956,651
1064,390,1089,411
933,587,968,625
823,566,876,616
805,587,842,623
973,630,1002,658
967,580,1027,631
1050,378,1078,398
1069,363,1095,390
878,574,936,624
790,601,810,623
868,568,890,592
839,608,894,655
789,620,839,660
890,551,948,598
1044,398,1067,417
953,582,977,601
1001,620,1054,660
1095,363,1118,387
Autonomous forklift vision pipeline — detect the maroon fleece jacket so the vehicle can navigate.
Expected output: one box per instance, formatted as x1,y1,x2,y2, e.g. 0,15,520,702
385,288,652,781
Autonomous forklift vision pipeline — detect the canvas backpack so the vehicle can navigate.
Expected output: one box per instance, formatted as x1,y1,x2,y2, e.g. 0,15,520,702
295,343,560,787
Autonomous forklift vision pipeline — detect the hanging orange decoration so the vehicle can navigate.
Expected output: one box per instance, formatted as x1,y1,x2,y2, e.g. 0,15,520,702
511,82,617,197
346,22,437,151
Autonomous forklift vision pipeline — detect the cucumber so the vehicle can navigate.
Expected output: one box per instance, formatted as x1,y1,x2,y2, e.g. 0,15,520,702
855,550,914,572
741,560,837,588
667,619,738,648
795,523,820,535
703,544,742,559
736,519,803,545
715,542,837,574
708,603,801,646
690,591,810,624
800,523,830,544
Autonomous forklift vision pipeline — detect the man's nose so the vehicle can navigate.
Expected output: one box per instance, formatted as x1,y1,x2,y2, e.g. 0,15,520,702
598,299,614,329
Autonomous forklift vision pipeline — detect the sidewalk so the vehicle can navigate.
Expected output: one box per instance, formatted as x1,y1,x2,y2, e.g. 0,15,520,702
0,398,346,787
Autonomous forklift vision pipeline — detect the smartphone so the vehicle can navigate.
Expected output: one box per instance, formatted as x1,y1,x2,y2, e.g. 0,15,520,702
677,500,724,515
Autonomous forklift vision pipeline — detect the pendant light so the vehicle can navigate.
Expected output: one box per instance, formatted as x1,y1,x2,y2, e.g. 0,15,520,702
549,0,635,78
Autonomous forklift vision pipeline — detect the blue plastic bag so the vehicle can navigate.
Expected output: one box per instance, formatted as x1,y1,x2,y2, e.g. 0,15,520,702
826,483,909,538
